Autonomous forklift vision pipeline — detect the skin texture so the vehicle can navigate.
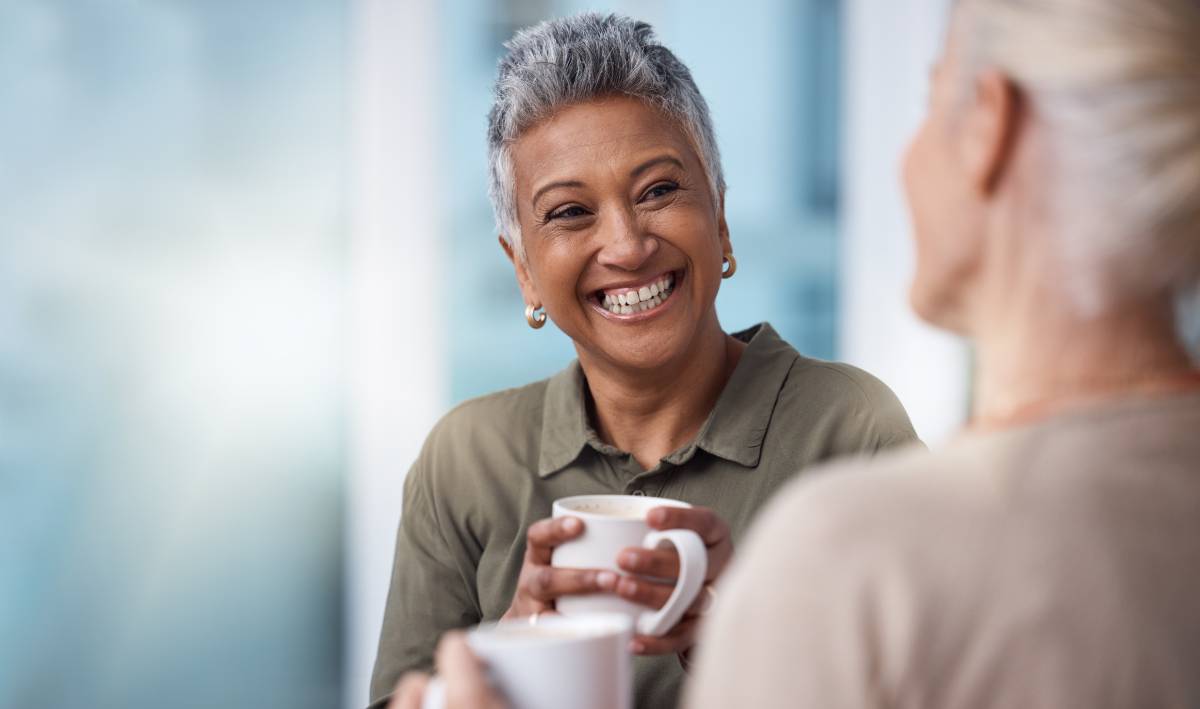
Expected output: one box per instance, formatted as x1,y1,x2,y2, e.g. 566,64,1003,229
902,11,1193,425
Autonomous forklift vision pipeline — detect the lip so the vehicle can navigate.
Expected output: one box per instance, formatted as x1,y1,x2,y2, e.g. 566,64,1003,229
589,270,677,297
587,269,684,323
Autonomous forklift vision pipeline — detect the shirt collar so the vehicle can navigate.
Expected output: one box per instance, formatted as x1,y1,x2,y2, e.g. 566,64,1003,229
537,361,591,477
687,323,798,467
537,323,799,477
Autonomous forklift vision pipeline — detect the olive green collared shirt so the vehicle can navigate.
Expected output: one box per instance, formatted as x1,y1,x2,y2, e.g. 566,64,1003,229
369,323,919,709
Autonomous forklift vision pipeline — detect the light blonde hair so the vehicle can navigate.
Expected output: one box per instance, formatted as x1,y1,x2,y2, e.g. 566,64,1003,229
955,0,1200,318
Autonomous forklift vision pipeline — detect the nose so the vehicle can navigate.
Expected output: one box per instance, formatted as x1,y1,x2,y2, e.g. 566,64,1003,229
594,208,658,271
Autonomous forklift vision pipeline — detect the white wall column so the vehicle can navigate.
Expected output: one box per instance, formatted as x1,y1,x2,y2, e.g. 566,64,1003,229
346,1,446,707
841,0,969,444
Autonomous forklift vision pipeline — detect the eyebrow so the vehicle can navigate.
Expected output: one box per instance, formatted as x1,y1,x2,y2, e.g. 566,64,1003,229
630,155,685,178
529,155,686,209
531,180,584,209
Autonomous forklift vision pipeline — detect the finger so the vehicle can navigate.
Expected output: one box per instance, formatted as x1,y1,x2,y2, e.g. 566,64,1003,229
437,632,507,709
615,574,673,610
629,616,700,655
616,547,680,579
646,506,728,546
684,584,715,617
390,672,430,709
502,597,553,620
645,507,736,581
525,516,585,564
525,566,617,601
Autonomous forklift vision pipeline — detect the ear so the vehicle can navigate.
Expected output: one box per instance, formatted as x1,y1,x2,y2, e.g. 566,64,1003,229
716,190,732,255
961,69,1021,196
498,235,540,306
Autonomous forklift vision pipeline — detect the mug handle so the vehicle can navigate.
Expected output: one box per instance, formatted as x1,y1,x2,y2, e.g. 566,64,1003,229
635,529,707,637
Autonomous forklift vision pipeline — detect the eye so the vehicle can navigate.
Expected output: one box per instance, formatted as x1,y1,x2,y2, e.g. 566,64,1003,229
641,182,678,201
548,204,589,221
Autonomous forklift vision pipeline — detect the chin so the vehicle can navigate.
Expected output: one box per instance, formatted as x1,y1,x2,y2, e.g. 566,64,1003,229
909,280,967,334
601,326,692,372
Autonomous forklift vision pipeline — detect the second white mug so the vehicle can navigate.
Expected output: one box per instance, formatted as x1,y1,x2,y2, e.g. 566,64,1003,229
421,613,633,709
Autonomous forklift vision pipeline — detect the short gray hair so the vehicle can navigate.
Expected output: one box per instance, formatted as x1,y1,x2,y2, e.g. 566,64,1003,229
487,13,725,255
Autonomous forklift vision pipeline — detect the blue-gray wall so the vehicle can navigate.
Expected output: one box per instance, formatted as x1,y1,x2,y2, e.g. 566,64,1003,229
0,2,346,707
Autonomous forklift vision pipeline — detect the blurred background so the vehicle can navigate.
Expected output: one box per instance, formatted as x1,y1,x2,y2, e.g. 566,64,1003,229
0,1,967,708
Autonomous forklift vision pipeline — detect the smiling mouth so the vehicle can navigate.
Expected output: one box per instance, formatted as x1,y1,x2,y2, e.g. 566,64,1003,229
592,271,678,316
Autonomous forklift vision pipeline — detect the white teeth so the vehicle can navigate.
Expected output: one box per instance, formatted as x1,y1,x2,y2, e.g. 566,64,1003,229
599,273,678,316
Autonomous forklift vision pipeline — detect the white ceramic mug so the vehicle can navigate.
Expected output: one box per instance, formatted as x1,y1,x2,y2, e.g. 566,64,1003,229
551,494,707,637
421,613,633,709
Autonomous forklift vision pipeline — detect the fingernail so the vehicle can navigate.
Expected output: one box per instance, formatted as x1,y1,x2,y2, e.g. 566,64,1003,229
630,641,646,654
562,517,581,533
596,571,617,590
618,578,637,597
648,509,666,526
619,551,638,569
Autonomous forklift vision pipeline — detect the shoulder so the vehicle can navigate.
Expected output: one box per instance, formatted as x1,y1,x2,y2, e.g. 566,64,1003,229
788,357,907,411
691,446,958,706
410,373,555,484
737,437,1019,585
776,355,919,450
749,445,940,549
428,379,550,444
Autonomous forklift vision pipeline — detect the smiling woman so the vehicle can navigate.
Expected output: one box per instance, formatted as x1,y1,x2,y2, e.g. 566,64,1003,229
502,95,733,388
367,13,919,709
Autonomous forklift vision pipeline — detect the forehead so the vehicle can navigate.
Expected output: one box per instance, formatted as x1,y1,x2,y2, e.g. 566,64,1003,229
510,95,701,189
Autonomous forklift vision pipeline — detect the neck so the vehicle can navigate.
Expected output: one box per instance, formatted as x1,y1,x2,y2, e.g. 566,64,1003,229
578,318,745,470
973,290,1194,426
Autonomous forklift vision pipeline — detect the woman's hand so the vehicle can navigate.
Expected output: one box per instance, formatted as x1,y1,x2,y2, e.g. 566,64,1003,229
615,506,733,656
502,515,618,620
390,632,509,709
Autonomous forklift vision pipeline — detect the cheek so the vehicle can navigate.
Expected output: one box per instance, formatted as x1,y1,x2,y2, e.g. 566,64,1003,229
904,123,963,324
665,210,723,298
904,132,942,290
906,164,986,329
526,243,586,309
902,125,938,246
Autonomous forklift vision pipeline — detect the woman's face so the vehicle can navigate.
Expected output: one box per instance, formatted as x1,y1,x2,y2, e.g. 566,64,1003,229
506,95,729,372
901,33,988,334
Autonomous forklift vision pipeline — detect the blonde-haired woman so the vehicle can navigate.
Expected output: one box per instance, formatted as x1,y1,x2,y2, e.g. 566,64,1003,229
687,0,1200,706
